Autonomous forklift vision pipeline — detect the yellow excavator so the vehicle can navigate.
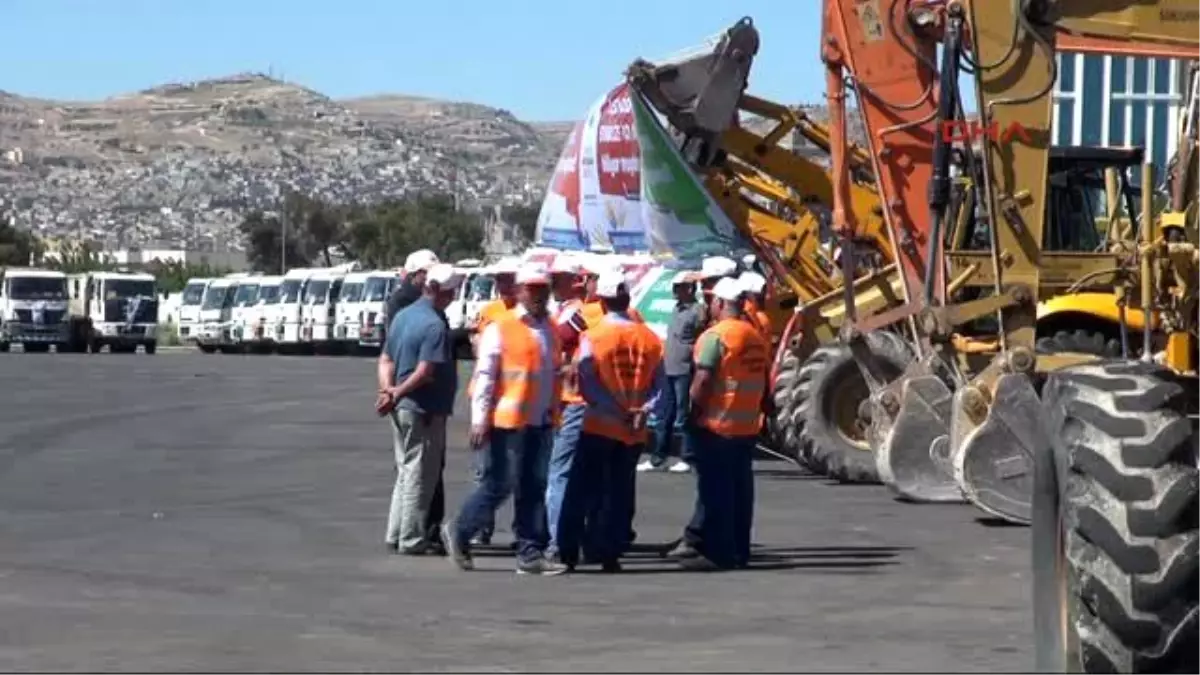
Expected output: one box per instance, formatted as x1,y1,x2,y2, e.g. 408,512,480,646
810,0,1198,671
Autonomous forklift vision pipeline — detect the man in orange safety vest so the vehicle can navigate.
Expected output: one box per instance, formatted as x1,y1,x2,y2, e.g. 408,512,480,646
443,264,566,576
676,277,769,571
549,269,665,573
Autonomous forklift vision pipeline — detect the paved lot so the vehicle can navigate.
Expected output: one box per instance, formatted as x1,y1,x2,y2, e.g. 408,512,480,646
0,351,1034,672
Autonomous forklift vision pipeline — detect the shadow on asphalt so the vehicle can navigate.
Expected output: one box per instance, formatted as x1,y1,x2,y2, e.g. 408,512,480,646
975,516,1028,528
466,542,907,575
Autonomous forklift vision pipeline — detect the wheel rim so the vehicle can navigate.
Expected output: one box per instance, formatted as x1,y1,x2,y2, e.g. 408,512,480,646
826,370,871,451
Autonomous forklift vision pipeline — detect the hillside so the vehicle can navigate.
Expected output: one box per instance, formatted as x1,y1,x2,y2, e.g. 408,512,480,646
0,73,859,251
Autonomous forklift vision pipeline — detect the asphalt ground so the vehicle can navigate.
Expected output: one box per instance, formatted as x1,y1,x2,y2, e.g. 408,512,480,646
0,351,1034,672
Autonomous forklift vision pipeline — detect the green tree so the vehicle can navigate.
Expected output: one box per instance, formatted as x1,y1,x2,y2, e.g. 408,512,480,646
341,194,484,267
238,210,312,273
0,215,42,266
502,204,540,246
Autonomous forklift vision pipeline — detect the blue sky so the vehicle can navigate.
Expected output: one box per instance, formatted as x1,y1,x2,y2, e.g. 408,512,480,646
2,0,838,121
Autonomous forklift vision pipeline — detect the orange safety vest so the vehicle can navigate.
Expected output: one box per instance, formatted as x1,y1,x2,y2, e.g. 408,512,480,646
477,297,518,334
489,316,563,429
693,318,769,438
579,318,664,445
743,298,773,343
561,304,644,405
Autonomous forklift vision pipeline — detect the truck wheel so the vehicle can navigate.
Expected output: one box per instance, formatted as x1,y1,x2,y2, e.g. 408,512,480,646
771,351,819,471
796,332,912,484
1036,328,1126,359
144,342,157,355
24,343,50,353
198,344,217,354
1041,361,1198,673
88,339,102,354
0,341,10,353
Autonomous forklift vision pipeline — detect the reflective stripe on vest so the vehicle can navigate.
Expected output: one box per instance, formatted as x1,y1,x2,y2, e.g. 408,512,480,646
580,319,664,445
694,318,769,438
491,317,562,429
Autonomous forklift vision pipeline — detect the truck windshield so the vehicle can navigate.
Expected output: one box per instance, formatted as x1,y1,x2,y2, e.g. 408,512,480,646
259,285,281,305
340,282,363,303
363,277,391,302
233,284,260,307
304,280,331,304
181,282,207,305
279,279,303,303
103,279,155,299
201,285,229,310
467,275,495,302
7,276,67,300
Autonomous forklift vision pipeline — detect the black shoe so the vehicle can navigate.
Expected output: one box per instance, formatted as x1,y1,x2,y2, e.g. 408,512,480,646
384,541,399,554
425,538,447,557
600,560,622,574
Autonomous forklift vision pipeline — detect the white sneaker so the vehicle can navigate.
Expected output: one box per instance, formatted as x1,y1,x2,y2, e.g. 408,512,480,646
637,458,668,473
668,460,694,474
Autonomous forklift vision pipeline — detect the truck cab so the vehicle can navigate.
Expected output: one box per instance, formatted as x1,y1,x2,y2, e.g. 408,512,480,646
246,275,282,353
357,271,400,352
177,277,212,345
274,268,318,354
195,275,241,353
228,276,263,352
335,271,371,350
68,270,159,354
446,260,494,359
301,265,353,354
0,267,71,353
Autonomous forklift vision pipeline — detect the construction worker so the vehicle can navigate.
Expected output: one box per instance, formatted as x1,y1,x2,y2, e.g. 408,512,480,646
698,255,739,320
676,277,769,570
544,262,641,558
738,271,773,343
443,264,566,576
466,258,520,547
639,270,704,474
552,269,665,572
377,263,462,556
383,249,440,336
549,256,587,357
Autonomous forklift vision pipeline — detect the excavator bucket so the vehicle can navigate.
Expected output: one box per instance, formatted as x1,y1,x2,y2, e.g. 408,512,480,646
949,373,1048,524
626,17,760,166
867,359,965,504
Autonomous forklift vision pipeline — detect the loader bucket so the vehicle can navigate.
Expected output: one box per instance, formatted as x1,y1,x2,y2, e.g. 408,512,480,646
870,373,965,503
949,373,1046,525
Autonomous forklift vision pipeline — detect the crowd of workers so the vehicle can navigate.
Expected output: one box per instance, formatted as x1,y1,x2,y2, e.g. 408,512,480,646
375,248,773,575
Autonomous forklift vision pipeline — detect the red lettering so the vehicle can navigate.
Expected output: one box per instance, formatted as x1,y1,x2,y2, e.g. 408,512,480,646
939,119,1031,146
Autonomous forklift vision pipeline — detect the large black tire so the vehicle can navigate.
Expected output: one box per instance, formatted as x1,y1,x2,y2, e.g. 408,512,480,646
1042,361,1198,673
24,343,50,353
198,344,217,354
0,341,9,353
144,341,157,355
1036,328,1127,359
796,332,912,483
770,350,819,471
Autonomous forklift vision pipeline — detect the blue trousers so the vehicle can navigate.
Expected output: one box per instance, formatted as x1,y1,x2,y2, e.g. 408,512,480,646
650,374,694,465
453,426,552,564
554,432,640,566
690,427,755,569
545,403,586,552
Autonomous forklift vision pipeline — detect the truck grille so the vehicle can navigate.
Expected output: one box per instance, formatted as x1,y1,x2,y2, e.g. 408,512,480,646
13,309,65,324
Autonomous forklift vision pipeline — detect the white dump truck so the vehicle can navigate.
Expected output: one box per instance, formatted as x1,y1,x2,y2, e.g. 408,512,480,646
300,265,353,354
0,267,71,353
334,270,371,351
177,277,212,346
274,267,318,354
195,274,245,353
356,270,400,352
67,270,160,353
244,275,281,353
447,259,494,359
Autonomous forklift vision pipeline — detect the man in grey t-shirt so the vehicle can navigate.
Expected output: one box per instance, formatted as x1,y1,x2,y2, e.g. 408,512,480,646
639,271,707,473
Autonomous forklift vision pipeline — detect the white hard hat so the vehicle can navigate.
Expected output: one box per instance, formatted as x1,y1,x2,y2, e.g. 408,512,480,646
580,256,616,276
425,263,463,290
738,271,767,294
515,264,550,286
595,269,629,299
550,256,582,275
711,277,745,302
701,255,738,279
671,270,697,285
404,249,440,273
490,258,521,276
742,253,757,267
